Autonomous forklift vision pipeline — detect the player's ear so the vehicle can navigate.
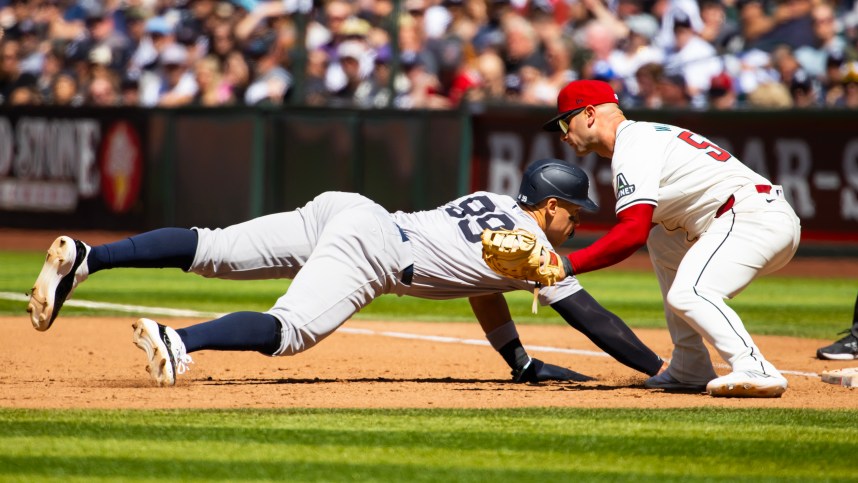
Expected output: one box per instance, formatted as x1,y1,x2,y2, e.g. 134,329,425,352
545,198,559,216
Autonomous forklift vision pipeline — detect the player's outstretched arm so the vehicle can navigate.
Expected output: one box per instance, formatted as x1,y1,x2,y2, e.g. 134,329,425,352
469,294,593,382
551,290,665,376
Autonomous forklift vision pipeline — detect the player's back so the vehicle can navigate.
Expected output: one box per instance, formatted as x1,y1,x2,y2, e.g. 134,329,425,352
391,192,580,302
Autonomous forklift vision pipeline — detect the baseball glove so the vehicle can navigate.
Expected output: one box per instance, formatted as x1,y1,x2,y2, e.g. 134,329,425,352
481,228,566,284
481,228,569,313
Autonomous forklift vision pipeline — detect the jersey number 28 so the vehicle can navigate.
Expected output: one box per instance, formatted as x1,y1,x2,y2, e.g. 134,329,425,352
445,195,515,243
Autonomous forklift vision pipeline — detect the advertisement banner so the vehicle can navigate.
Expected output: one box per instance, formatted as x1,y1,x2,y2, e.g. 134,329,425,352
471,109,858,242
0,108,148,230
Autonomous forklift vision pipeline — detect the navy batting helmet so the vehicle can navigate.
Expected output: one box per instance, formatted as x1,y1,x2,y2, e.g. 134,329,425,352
516,159,598,212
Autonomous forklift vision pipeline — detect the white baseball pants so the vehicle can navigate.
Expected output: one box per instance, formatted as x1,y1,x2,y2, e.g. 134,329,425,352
647,185,801,383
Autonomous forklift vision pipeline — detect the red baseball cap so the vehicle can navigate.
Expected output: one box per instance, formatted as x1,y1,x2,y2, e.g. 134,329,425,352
542,80,619,132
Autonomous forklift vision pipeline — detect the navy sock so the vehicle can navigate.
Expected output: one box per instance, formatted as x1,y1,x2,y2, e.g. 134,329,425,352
176,312,282,355
87,228,198,274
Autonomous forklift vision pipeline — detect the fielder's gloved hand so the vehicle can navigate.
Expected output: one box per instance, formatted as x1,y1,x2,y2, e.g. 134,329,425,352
511,358,595,383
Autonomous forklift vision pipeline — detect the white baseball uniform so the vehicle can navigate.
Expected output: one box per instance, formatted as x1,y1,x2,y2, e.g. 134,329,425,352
611,120,801,382
189,191,582,356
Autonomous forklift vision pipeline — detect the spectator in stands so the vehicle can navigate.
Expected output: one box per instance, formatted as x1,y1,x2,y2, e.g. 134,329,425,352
8,84,41,104
192,55,233,106
822,52,846,106
474,49,507,101
752,0,815,52
832,63,858,108
328,39,367,106
789,68,819,107
771,44,803,88
699,0,740,53
50,69,82,106
736,0,775,47
708,70,739,109
36,42,64,101
543,36,577,92
15,19,43,75
659,72,692,108
120,72,140,106
222,50,250,103
630,61,664,108
795,2,846,78
0,38,37,104
86,75,119,106
242,31,291,106
608,14,663,97
747,81,794,107
140,42,198,107
665,11,723,106
501,13,547,76
128,16,174,78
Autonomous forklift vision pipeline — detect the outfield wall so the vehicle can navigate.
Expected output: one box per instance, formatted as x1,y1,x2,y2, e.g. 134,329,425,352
0,106,856,245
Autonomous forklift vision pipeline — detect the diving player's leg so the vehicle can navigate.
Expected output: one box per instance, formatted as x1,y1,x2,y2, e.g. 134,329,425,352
28,228,198,331
266,205,412,356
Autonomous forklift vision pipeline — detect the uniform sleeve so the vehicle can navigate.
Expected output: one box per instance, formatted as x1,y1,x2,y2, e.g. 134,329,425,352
567,204,654,275
611,124,661,213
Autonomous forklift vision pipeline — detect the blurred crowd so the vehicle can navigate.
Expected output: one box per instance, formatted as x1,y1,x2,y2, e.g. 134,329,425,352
0,0,857,109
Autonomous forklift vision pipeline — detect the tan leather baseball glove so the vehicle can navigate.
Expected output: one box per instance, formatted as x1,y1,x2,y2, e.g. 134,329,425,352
481,228,566,285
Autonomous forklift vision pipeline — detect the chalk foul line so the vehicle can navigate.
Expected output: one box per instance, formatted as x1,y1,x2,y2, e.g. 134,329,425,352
0,291,818,378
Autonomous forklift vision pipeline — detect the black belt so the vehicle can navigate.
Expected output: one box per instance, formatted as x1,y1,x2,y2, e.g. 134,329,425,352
397,224,414,285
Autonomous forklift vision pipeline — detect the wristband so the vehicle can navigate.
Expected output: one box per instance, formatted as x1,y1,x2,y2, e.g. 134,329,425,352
562,256,574,278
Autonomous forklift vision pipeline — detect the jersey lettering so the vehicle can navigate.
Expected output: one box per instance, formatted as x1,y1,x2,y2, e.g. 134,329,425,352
446,195,515,242
677,130,732,162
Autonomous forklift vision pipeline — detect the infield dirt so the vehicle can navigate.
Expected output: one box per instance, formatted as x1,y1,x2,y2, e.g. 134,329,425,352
2,229,856,409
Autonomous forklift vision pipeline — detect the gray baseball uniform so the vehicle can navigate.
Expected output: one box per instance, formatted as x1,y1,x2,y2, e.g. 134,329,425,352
189,191,582,356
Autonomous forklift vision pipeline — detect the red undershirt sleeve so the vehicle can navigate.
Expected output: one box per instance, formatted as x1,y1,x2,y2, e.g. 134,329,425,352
567,203,655,275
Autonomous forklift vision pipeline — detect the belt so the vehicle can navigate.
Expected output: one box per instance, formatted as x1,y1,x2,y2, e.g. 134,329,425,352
715,185,772,218
396,224,414,285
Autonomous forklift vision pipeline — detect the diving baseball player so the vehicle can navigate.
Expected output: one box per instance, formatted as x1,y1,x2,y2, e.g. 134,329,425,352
535,80,801,398
27,159,665,386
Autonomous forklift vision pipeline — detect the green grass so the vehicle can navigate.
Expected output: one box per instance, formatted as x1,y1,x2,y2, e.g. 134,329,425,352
1,408,856,482
1,250,854,339
4,249,858,481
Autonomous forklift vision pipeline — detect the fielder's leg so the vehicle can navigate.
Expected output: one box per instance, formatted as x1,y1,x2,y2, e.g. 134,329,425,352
666,205,799,397
645,225,718,389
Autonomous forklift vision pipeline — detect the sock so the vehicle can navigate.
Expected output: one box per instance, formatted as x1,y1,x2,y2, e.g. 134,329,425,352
498,338,531,370
176,312,282,355
87,228,198,274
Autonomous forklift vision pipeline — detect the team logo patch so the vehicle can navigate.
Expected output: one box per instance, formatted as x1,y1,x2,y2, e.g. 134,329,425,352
616,173,635,198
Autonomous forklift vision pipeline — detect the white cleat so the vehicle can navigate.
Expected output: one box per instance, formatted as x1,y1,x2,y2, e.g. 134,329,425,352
27,236,90,331
706,370,788,398
132,318,193,387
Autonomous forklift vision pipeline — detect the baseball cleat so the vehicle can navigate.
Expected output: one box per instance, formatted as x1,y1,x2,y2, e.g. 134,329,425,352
132,318,193,387
706,370,787,398
27,236,90,331
644,371,707,392
816,329,858,360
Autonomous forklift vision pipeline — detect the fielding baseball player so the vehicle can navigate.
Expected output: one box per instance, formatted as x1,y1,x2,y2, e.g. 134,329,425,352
27,159,665,386
534,79,801,397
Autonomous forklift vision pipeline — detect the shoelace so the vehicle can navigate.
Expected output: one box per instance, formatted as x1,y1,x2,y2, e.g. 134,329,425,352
175,352,194,375
834,329,858,343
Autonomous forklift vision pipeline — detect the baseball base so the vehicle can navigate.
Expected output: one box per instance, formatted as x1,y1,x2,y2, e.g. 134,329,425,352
820,367,858,388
